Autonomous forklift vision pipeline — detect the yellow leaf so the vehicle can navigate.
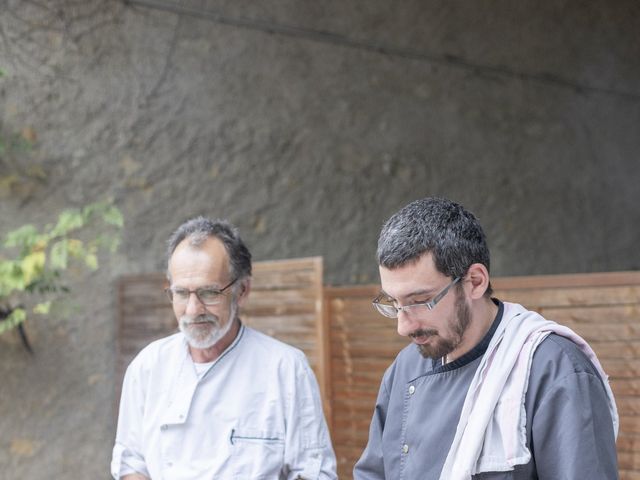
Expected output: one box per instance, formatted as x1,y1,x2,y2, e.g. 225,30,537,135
84,253,98,270
33,301,51,315
67,239,83,257
33,239,47,251
21,251,45,284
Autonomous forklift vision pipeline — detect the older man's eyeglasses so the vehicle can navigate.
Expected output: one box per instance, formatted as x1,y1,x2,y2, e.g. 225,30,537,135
372,277,461,318
165,278,237,306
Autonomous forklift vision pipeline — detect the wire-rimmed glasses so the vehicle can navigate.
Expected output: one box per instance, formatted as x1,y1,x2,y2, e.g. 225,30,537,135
372,277,461,318
165,278,237,306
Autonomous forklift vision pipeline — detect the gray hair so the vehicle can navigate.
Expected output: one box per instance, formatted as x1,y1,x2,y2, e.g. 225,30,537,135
377,197,493,296
166,217,252,282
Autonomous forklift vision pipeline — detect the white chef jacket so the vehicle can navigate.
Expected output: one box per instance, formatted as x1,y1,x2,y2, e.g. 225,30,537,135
111,324,337,480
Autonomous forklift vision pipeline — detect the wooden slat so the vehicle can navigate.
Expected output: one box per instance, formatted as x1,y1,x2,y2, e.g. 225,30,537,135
493,285,640,308
596,359,640,379
613,380,640,397
621,416,640,435
536,304,640,323
591,342,640,360
619,433,640,452
619,450,640,470
617,398,640,416
493,271,640,289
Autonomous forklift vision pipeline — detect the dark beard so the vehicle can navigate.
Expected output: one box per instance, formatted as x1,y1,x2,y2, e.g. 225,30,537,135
416,286,471,359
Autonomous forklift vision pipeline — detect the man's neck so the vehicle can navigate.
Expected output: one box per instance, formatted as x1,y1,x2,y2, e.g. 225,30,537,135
189,319,241,363
447,298,499,363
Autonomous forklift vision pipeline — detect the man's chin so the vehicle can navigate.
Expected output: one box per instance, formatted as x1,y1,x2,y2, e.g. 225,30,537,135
181,325,218,349
416,341,451,360
417,343,437,359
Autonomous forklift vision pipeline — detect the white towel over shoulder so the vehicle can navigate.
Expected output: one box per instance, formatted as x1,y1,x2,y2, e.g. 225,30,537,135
439,302,618,480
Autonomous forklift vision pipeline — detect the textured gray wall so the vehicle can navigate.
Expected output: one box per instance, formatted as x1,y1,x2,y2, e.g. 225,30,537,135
0,0,638,477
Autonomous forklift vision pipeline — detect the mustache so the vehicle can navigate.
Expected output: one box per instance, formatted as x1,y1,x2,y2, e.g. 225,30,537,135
180,313,219,326
409,329,438,339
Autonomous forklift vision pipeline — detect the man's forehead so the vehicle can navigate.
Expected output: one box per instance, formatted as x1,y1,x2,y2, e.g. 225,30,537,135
378,253,443,297
169,236,231,276
379,251,438,276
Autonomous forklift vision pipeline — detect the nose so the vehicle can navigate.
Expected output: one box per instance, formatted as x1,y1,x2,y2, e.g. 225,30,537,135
184,292,205,316
396,309,419,337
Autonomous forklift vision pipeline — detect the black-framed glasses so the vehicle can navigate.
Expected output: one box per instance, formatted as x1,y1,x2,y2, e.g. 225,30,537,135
372,277,461,319
165,278,237,306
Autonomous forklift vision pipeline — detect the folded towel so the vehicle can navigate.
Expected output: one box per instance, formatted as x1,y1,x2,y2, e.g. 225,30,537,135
439,302,618,479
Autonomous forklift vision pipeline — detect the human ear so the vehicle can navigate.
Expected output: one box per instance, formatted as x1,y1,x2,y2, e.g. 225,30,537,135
465,263,491,299
236,278,251,306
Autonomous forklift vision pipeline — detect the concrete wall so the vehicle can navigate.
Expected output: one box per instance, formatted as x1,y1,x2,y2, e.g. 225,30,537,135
0,0,638,477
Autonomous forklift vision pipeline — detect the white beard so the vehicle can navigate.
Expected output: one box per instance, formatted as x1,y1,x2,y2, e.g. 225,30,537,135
179,301,238,349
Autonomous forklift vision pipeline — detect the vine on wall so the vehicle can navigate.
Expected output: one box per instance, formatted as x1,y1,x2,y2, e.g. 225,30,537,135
0,200,123,345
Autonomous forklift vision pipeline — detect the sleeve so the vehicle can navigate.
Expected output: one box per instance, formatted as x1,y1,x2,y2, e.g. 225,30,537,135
529,365,619,478
111,359,151,479
352,370,391,480
283,354,337,480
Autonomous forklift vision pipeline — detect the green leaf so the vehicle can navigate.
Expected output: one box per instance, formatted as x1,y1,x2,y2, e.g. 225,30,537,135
33,301,51,315
0,308,26,334
102,205,124,227
51,209,85,237
81,201,102,220
49,240,68,270
4,224,39,249
0,260,26,294
108,236,121,254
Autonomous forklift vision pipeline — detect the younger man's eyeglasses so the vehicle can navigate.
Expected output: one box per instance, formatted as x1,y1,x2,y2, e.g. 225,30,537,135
372,277,461,318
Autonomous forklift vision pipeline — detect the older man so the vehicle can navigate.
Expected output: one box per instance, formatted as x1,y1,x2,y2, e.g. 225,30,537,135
112,217,336,479
354,197,618,480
